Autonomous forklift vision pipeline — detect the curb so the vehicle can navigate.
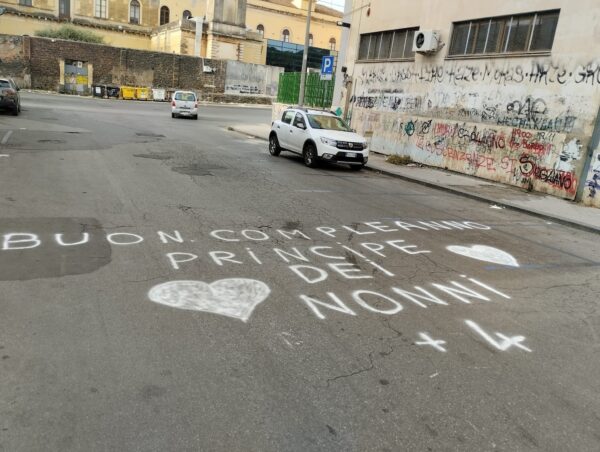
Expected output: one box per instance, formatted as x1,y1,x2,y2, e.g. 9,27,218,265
228,125,599,235
227,127,269,141
365,164,600,235
26,91,272,108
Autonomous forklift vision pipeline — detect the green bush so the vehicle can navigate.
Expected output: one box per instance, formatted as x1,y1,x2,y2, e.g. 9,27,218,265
36,25,104,44
386,154,413,165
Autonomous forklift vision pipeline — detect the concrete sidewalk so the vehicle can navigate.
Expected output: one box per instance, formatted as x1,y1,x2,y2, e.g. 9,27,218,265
26,90,272,109
229,123,600,234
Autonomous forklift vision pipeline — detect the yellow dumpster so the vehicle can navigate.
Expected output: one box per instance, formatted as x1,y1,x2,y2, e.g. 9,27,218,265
121,86,136,100
136,87,150,100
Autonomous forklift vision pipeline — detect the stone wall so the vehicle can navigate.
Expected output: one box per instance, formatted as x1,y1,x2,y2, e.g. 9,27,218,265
0,34,277,103
26,35,227,92
0,35,30,88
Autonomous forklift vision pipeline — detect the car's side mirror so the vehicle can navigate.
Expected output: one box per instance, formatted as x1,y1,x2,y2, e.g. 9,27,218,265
297,123,306,130
16,87,20,91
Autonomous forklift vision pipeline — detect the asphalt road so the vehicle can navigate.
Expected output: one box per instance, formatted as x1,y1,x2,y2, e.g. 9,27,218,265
1,92,599,452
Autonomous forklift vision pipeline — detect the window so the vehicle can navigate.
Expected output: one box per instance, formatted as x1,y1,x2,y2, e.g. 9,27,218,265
449,10,559,56
183,10,192,20
159,6,170,25
293,113,306,128
307,114,350,131
308,33,313,47
329,37,336,50
94,0,107,18
358,28,417,61
257,24,264,37
129,0,140,24
19,0,33,6
282,111,294,124
174,92,196,101
282,29,290,42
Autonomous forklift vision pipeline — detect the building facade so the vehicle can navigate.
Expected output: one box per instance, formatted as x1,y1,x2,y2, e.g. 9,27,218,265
0,0,341,65
337,0,600,206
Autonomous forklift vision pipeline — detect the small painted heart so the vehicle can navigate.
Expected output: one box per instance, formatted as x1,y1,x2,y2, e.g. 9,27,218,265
446,245,520,267
148,278,271,322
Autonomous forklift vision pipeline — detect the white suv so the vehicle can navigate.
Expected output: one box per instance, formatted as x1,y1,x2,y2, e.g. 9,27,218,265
269,108,369,170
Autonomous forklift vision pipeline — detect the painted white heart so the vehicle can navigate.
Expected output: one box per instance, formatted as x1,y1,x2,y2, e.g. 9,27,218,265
148,278,271,322
446,245,520,268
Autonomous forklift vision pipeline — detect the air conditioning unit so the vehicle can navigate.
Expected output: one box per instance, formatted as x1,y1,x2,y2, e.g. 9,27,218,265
412,30,441,54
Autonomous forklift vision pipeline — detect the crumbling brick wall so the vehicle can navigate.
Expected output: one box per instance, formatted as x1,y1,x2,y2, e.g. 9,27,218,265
0,35,30,88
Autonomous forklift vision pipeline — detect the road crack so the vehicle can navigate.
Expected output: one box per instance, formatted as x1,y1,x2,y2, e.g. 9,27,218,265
326,352,374,386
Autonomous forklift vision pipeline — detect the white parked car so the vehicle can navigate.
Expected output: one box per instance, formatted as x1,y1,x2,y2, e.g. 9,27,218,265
269,108,369,170
171,90,198,119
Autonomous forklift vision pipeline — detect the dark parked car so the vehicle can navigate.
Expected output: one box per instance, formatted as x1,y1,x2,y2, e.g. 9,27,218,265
0,77,21,116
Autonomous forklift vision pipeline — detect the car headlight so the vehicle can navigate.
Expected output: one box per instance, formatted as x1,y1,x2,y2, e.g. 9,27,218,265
320,137,338,146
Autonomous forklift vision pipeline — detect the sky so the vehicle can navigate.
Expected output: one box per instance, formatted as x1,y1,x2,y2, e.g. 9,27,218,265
317,0,345,12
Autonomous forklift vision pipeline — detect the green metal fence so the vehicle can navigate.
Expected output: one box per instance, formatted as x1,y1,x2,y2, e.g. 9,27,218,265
277,72,335,109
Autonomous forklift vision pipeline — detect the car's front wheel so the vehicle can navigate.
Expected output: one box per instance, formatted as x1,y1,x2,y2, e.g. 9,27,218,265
269,134,281,156
303,143,318,168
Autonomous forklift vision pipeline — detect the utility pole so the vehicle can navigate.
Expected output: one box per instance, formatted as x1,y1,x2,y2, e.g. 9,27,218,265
298,0,313,107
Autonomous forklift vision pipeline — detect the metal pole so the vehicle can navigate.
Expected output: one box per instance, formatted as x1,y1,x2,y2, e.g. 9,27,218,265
298,0,313,107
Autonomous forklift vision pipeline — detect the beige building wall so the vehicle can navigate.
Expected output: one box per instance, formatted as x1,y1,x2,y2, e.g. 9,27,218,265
74,0,159,27
342,0,600,203
0,15,152,50
0,0,56,13
157,0,209,25
247,0,341,49
0,0,342,64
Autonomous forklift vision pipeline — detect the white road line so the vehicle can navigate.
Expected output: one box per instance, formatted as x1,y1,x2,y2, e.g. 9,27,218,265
1,130,13,145
0,154,9,157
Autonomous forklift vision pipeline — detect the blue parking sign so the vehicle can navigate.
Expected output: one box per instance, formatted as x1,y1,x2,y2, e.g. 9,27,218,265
320,56,334,80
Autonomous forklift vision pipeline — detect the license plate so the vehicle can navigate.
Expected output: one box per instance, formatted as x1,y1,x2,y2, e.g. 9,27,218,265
346,152,357,158
181,106,190,109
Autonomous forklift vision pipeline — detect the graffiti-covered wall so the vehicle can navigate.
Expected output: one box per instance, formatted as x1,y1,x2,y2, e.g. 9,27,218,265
342,0,600,202
583,146,600,207
224,60,284,97
350,59,599,200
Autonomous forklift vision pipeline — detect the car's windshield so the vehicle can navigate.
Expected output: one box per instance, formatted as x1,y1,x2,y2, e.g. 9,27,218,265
0,80,11,88
307,114,351,132
175,92,196,101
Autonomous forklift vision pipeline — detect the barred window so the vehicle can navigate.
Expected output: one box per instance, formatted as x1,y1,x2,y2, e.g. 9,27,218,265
19,0,33,6
130,0,140,24
94,0,107,18
358,28,417,61
159,6,170,25
449,10,559,56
